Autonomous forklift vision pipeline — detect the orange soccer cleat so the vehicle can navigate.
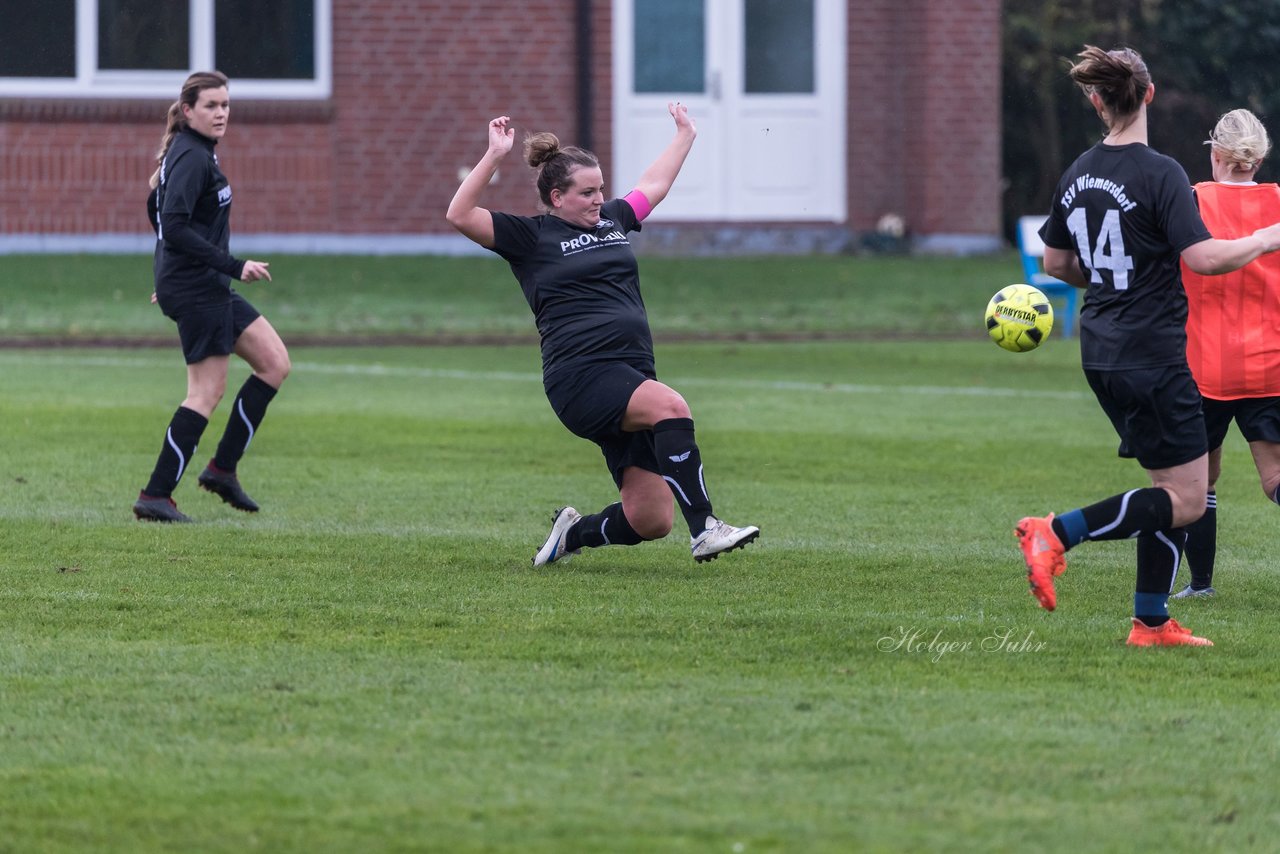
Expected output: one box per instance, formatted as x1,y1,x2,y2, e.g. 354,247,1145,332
1016,513,1066,611
1126,618,1214,647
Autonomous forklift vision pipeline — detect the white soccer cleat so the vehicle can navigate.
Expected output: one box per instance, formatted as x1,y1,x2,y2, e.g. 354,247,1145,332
532,506,582,567
1171,584,1216,599
690,516,760,563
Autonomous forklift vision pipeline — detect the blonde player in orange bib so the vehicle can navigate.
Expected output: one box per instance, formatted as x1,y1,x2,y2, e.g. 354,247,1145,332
1178,108,1280,599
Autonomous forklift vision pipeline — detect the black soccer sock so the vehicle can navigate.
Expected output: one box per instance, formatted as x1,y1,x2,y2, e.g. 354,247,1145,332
143,406,209,498
1050,487,1174,547
653,418,714,536
1134,528,1186,626
1181,490,1217,589
212,375,278,473
565,502,647,551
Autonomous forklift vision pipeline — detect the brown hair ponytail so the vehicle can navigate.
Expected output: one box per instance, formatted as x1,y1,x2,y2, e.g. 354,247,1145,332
1068,45,1151,134
148,70,229,189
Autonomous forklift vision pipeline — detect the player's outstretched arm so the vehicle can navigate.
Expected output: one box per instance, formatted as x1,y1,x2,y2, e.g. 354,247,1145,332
446,116,514,248
631,102,697,211
1182,222,1280,275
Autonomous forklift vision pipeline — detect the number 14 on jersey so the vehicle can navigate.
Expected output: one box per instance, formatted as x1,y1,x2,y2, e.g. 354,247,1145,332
1067,208,1134,289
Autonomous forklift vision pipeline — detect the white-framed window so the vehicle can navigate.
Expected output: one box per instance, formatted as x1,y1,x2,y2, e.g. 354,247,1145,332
0,0,331,99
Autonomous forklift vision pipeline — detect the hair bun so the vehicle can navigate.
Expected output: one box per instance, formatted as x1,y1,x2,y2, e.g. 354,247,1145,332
523,131,563,168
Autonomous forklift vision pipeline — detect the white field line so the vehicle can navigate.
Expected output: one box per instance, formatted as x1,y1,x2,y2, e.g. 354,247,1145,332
0,352,1092,401
0,504,485,539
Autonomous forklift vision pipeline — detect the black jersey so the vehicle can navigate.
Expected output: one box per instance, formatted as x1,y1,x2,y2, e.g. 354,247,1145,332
491,198,654,379
1041,142,1211,370
152,127,246,300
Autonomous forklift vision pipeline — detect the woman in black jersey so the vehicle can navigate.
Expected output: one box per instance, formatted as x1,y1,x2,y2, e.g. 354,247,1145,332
133,71,289,523
447,103,759,565
1014,46,1280,646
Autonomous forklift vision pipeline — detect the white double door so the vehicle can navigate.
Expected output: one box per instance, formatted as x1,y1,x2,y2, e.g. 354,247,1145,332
612,0,846,222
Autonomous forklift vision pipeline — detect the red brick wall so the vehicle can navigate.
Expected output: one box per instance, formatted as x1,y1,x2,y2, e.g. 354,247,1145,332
327,0,592,234
0,0,998,243
912,0,1002,236
222,122,335,232
847,0,908,232
0,103,337,234
0,121,153,233
847,0,1001,237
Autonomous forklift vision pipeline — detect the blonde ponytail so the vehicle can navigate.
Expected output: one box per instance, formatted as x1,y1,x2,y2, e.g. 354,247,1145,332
1206,108,1271,172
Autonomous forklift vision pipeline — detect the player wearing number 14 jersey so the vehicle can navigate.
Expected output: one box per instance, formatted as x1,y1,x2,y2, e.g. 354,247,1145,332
1012,45,1280,646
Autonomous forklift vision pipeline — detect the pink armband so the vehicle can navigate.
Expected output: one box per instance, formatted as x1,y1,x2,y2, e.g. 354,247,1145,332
623,189,653,222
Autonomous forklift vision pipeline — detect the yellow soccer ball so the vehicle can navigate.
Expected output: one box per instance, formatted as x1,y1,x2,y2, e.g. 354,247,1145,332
985,284,1054,352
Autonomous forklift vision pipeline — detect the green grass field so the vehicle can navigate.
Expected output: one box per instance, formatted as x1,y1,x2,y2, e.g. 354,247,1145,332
2,256,1278,852
0,253,1020,340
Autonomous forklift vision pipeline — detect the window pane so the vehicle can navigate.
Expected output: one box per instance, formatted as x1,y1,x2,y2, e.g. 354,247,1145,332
216,0,315,80
99,0,190,70
633,0,703,94
744,0,814,94
0,0,75,77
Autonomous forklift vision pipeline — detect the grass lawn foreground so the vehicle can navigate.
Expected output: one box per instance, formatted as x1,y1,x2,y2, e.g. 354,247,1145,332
1,255,1277,852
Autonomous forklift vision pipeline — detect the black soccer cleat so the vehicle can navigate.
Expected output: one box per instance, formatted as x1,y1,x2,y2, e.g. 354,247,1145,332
133,493,193,523
197,464,260,512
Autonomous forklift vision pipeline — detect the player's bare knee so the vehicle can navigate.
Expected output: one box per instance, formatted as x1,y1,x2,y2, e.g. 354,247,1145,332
634,516,673,540
264,350,291,386
658,392,690,421
1171,497,1205,528
1261,472,1280,503
1176,507,1205,528
275,346,292,380
623,502,673,539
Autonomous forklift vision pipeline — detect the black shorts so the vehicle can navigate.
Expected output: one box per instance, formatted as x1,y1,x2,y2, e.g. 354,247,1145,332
544,361,660,488
160,289,261,365
1086,364,1206,470
1203,395,1280,449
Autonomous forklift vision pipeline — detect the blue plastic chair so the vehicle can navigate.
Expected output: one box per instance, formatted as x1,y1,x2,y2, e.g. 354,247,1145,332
1016,215,1078,339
